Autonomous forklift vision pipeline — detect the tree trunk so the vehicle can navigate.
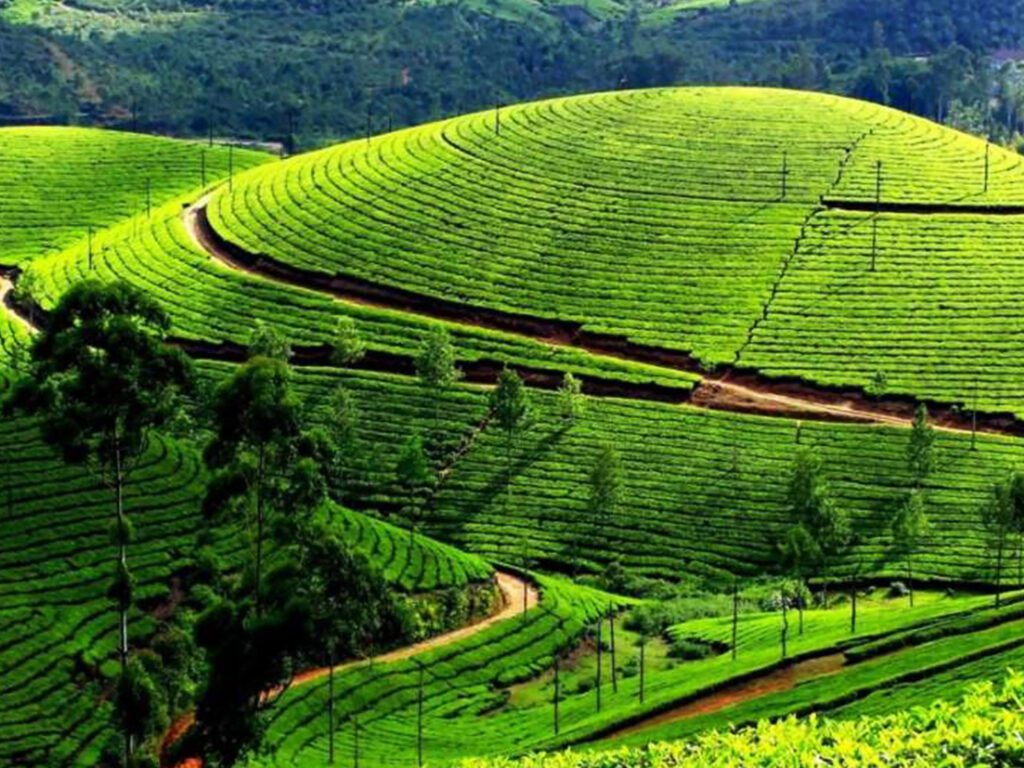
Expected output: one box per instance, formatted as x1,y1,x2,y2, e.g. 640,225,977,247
255,443,266,617
907,555,914,608
328,644,335,764
114,443,132,765
780,599,788,660
609,609,617,693
996,534,1005,608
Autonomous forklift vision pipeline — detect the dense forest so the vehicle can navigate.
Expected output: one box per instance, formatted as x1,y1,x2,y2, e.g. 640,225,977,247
2,0,1024,148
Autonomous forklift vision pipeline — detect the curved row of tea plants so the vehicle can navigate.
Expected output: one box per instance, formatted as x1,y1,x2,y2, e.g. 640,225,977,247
201,87,1024,412
0,126,268,265
458,671,1024,768
221,361,1024,585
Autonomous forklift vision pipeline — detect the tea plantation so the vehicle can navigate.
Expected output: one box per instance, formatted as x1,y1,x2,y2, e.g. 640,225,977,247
7,89,1024,767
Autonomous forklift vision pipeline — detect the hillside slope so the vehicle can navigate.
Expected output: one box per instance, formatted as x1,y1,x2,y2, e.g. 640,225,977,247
201,87,1024,413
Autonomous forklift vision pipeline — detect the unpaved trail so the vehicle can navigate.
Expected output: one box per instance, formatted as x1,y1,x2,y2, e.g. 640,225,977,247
0,278,34,334
182,197,1015,437
605,653,845,741
161,570,536,767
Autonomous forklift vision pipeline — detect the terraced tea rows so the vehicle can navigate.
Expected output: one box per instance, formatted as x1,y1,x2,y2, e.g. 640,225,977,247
0,127,268,265
246,575,618,768
226,362,1024,584
19,196,698,393
198,87,1024,413
740,209,1024,414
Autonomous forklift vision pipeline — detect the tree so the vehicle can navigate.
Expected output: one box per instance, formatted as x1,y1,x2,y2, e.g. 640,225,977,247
785,447,850,605
415,326,461,439
5,279,194,766
558,372,584,423
330,316,366,367
490,366,529,516
296,521,405,765
891,489,929,606
907,404,935,487
203,357,302,616
396,433,435,539
982,477,1015,607
588,443,621,522
248,320,291,361
318,385,363,503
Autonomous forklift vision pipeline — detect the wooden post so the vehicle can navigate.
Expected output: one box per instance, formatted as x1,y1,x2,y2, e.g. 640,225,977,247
972,375,979,450
984,143,990,193
353,714,359,768
328,650,335,765
781,150,789,200
595,618,602,712
609,606,618,693
871,160,882,272
850,580,857,634
553,655,560,736
731,580,739,661
639,635,646,704
417,663,424,768
780,594,788,660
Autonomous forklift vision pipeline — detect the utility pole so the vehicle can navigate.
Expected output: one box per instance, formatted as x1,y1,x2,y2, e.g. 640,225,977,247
972,375,979,450
609,606,617,693
731,580,739,661
639,635,646,704
984,143,991,194
781,150,789,201
553,655,560,736
417,663,424,768
871,160,882,272
595,617,602,712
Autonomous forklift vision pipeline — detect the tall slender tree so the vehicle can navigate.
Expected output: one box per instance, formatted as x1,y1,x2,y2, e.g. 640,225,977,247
5,279,194,765
415,326,461,444
557,372,584,423
891,489,929,606
203,356,301,617
907,404,935,487
396,433,435,540
589,443,621,543
982,476,1016,607
490,366,529,517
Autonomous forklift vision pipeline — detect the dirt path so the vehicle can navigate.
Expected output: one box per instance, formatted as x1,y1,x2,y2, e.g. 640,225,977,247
161,570,537,767
605,653,845,741
181,198,1019,438
0,278,34,334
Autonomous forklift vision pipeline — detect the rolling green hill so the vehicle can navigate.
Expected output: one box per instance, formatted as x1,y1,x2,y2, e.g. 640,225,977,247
197,87,1024,413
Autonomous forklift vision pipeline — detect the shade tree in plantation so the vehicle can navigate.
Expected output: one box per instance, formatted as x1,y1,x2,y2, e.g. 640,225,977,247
906,404,935,488
396,432,435,540
891,489,929,606
331,316,366,367
982,475,1015,607
4,279,194,766
783,447,850,606
202,356,302,616
558,372,584,423
490,366,530,519
295,520,409,765
318,385,364,504
415,326,462,447
248,319,292,361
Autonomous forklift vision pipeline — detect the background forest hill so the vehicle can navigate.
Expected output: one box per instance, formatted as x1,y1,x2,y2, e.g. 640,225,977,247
2,0,1024,149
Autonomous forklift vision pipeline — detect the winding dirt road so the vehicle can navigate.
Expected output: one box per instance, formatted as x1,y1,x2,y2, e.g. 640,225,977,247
181,197,1015,437
161,570,537,766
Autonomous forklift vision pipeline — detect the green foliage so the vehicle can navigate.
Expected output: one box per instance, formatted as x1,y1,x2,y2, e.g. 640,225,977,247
460,672,1024,767
395,432,435,533
783,447,850,579
416,326,461,392
247,320,291,361
330,316,366,367
558,372,584,423
588,444,621,521
907,405,935,485
491,367,529,437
